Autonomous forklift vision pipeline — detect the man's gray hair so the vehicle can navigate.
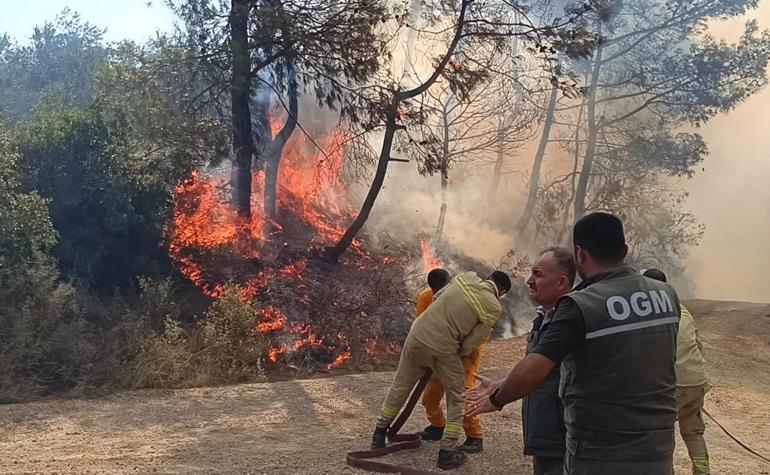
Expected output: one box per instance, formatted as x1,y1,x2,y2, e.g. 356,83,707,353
541,246,576,285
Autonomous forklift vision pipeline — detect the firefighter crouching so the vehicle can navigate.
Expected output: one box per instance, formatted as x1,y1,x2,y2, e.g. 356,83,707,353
370,270,511,470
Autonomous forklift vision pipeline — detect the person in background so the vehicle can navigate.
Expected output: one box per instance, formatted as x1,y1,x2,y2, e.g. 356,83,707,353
416,268,450,316
643,268,711,475
522,247,576,474
370,270,511,470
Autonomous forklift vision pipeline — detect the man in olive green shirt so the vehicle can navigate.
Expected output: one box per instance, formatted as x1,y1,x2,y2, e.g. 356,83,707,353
643,268,710,475
370,270,511,470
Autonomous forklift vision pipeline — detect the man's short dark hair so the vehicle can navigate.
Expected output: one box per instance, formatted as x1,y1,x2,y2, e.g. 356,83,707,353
541,246,576,286
427,268,450,292
490,270,512,295
643,268,667,283
573,212,626,264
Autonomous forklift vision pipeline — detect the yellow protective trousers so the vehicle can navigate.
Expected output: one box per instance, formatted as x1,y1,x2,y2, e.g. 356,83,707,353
376,336,466,451
420,345,484,439
677,383,711,474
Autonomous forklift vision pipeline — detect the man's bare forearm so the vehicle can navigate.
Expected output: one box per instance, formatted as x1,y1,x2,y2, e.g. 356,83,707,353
496,353,557,406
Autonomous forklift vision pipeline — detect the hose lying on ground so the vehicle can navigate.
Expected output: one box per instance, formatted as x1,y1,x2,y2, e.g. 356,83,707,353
346,371,436,474
702,407,770,463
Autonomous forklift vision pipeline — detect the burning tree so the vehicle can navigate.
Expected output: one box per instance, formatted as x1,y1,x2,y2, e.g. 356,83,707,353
169,0,392,219
325,0,602,260
160,0,606,368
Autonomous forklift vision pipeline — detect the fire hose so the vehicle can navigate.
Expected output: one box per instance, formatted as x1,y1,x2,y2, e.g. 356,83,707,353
702,407,770,463
346,370,436,474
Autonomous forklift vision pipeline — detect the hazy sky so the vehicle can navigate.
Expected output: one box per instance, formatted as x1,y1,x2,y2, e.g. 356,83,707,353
3,1,770,302
1,0,175,42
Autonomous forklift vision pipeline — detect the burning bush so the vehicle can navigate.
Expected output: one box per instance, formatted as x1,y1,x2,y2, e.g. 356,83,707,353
164,120,414,373
126,262,411,388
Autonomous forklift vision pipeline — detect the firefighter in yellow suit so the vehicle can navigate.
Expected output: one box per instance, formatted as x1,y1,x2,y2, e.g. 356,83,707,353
370,270,511,470
416,271,486,454
644,269,711,474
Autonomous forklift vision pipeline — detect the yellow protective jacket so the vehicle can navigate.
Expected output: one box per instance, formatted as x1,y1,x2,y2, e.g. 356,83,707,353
676,305,708,386
410,272,502,356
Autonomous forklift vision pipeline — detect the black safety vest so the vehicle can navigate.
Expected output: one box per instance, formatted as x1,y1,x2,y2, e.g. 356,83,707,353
559,265,680,461
522,308,566,458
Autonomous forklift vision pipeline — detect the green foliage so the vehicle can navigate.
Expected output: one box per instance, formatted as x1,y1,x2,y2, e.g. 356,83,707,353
0,10,108,124
169,0,393,124
0,123,109,402
677,20,770,125
546,0,770,264
199,290,265,377
14,107,164,290
2,14,222,294
0,128,57,293
0,275,87,402
613,129,709,178
94,41,230,185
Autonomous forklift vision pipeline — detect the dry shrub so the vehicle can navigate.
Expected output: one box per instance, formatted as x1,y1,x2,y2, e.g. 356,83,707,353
0,266,105,402
0,250,418,400
126,286,268,389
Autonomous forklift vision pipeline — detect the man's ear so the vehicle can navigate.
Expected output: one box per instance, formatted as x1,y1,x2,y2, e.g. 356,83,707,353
575,246,585,265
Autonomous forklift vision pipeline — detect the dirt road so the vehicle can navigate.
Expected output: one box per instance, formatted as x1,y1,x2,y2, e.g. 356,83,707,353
0,300,768,474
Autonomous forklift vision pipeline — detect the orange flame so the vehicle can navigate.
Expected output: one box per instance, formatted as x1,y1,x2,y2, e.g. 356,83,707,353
420,239,443,273
280,260,307,280
168,122,361,297
328,352,352,370
257,306,287,333
364,337,401,358
268,347,288,363
167,115,381,370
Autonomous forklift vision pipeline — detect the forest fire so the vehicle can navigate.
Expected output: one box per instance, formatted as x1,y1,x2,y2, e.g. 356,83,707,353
420,238,443,272
168,120,383,370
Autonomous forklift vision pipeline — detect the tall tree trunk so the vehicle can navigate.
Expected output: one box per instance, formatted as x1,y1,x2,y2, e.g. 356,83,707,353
326,104,399,259
326,0,471,260
229,0,253,218
264,153,279,221
252,71,271,172
557,92,586,245
264,56,299,222
404,0,422,78
487,122,505,205
515,76,559,234
574,44,603,221
435,104,450,245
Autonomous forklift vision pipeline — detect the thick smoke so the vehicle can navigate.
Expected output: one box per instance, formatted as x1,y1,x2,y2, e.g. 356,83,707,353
680,5,770,303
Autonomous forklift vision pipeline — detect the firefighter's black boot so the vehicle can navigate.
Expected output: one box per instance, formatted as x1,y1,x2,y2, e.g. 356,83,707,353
371,426,388,449
419,425,444,441
456,436,483,453
437,449,467,470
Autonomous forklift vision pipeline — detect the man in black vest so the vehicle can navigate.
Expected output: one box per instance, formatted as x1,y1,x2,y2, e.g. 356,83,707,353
465,212,680,475
522,247,575,474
